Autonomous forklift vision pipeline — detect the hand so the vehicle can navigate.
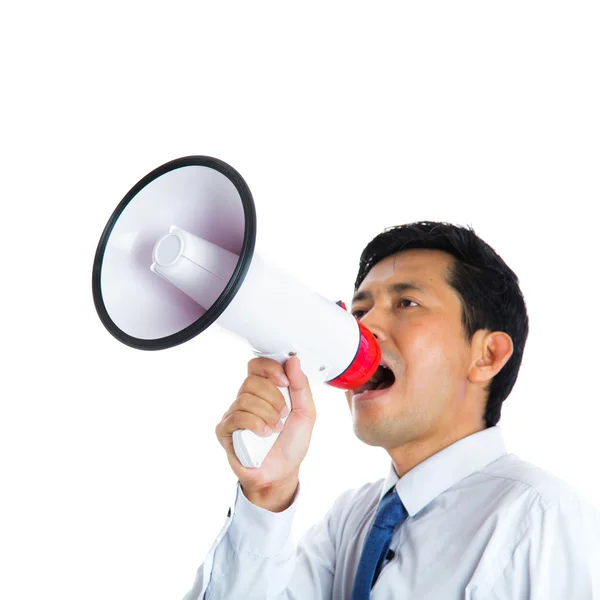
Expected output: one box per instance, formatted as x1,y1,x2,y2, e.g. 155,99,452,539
215,355,316,510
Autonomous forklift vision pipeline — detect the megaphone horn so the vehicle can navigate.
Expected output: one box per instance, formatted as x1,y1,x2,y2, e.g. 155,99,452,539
92,156,381,468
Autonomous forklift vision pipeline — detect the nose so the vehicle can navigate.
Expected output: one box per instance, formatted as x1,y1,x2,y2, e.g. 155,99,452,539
359,310,388,342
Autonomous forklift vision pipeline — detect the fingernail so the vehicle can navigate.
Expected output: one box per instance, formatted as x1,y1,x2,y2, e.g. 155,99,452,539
274,420,284,432
279,375,290,387
263,426,272,436
280,405,290,418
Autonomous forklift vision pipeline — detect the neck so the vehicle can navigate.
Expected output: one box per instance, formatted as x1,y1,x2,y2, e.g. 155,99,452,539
389,421,486,478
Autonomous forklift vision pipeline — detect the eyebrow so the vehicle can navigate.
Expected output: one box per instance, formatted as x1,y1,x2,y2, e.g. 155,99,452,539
351,281,429,304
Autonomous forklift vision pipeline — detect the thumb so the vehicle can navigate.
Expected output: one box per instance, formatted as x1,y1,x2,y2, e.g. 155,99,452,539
284,355,316,418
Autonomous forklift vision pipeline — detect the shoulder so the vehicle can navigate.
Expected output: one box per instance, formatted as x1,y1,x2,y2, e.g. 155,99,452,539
482,453,599,517
480,456,600,597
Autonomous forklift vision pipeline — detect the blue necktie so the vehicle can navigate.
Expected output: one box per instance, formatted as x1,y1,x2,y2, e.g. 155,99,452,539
351,487,407,599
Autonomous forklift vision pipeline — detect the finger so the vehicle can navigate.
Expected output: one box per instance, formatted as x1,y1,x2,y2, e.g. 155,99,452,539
237,375,288,414
217,408,282,443
284,356,316,417
247,357,290,387
235,391,285,430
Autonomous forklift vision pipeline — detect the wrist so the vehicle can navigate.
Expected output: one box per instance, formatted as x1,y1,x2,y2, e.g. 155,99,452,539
241,476,299,513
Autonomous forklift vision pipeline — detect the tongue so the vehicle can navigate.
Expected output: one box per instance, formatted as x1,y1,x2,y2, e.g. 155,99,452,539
353,382,375,395
354,379,385,394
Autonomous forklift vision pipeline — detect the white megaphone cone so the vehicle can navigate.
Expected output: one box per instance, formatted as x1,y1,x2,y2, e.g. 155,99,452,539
92,156,380,468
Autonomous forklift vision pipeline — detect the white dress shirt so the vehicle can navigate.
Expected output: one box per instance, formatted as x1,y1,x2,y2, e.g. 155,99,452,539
184,426,600,599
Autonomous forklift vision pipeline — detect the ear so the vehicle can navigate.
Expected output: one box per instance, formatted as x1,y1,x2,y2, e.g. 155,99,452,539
467,330,514,384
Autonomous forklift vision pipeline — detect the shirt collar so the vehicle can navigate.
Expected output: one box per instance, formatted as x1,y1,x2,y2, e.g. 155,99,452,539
379,426,508,517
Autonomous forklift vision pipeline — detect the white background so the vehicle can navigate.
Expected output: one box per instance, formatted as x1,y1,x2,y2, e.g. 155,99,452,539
1,2,599,599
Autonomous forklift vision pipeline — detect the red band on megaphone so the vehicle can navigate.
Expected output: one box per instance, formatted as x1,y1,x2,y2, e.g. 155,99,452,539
327,320,381,390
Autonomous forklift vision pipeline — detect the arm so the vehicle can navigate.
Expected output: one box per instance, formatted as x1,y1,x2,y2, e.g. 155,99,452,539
185,355,321,599
182,480,337,600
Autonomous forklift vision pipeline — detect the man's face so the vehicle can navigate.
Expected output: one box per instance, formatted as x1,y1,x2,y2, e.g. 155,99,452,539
346,249,479,450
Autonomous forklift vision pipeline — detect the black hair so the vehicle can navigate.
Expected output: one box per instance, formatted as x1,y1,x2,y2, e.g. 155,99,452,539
354,222,529,427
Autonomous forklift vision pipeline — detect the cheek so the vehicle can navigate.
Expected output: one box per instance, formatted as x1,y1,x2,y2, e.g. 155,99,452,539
402,326,457,382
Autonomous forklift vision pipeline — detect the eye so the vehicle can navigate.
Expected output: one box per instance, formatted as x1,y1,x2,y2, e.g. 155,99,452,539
398,299,418,309
351,309,366,319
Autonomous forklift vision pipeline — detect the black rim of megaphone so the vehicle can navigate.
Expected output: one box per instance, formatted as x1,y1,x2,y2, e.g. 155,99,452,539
92,155,256,350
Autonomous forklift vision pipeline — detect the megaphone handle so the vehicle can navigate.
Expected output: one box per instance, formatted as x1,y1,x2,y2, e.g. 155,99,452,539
233,350,330,468
232,383,292,469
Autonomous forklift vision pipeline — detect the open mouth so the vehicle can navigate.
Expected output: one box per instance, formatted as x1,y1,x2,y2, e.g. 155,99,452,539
353,363,396,395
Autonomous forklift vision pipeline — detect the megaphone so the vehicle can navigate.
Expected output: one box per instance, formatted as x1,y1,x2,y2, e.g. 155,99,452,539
92,156,381,468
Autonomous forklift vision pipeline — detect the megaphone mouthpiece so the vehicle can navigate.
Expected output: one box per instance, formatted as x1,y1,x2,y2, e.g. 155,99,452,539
153,231,183,267
151,226,238,311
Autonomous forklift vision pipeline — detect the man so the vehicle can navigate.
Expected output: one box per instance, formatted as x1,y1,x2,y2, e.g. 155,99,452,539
184,222,600,599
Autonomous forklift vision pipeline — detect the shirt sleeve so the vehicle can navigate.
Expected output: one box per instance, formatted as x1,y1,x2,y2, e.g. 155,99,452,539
181,480,338,600
487,494,600,599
